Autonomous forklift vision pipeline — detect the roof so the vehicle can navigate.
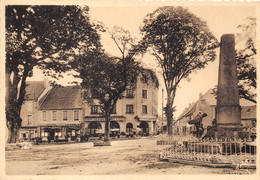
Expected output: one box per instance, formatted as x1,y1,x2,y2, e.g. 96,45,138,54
40,86,83,110
178,102,197,120
178,88,256,120
25,81,46,100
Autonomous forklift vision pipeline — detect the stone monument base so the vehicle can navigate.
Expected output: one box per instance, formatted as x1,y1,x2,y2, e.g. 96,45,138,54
203,125,243,139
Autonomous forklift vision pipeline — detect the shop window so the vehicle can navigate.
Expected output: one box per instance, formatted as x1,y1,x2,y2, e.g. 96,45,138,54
53,111,57,121
142,105,148,114
126,104,134,114
42,111,46,121
126,89,134,98
41,131,49,137
142,90,147,99
74,110,79,120
63,111,68,121
72,130,76,136
27,115,32,125
55,132,62,137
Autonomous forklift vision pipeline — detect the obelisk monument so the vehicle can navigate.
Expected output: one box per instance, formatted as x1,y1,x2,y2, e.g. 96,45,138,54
215,34,241,138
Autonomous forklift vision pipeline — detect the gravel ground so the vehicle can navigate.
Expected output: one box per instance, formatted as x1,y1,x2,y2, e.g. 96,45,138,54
5,136,256,175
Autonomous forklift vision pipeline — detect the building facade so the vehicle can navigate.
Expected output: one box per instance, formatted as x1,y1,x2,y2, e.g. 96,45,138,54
19,80,52,140
38,86,83,141
83,77,159,137
19,77,158,141
174,89,256,138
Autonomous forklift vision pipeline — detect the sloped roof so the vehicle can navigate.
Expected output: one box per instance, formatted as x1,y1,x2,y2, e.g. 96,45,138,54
201,89,217,106
25,81,45,100
40,86,83,110
178,102,197,120
203,89,256,107
178,88,256,120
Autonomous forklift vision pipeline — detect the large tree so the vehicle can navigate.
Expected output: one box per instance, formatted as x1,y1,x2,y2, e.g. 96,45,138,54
73,27,158,142
136,6,219,135
236,17,256,103
6,5,102,143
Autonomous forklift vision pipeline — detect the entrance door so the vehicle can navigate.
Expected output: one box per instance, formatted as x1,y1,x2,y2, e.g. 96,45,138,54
126,123,133,132
49,130,55,140
139,121,149,136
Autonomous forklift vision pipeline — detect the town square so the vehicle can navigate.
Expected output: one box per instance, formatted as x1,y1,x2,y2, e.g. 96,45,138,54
2,1,258,179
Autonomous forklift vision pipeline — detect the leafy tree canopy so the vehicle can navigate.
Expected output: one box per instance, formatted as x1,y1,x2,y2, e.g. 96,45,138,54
136,6,219,135
6,5,102,143
72,26,158,141
236,17,256,103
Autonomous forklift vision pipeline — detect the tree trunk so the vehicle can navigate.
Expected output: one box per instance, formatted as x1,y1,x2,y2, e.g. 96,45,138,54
104,115,110,142
165,102,173,135
8,127,19,143
6,70,23,143
165,89,176,136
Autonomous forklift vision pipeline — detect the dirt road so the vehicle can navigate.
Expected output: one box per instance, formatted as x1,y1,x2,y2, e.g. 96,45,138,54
5,136,255,175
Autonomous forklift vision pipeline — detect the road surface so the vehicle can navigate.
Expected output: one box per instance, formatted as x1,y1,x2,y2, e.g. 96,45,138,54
5,136,255,175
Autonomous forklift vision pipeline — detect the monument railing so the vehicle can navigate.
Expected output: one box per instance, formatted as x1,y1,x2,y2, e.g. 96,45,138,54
158,137,256,155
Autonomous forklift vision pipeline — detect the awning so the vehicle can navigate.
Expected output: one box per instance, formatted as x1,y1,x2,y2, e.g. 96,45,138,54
84,116,125,122
135,115,157,122
40,123,81,128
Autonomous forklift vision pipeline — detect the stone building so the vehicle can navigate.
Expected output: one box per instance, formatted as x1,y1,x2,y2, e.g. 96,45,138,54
19,77,158,141
38,86,83,141
83,77,158,137
174,89,256,137
19,79,52,140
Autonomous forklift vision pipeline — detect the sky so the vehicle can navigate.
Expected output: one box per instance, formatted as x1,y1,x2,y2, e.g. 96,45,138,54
28,4,256,118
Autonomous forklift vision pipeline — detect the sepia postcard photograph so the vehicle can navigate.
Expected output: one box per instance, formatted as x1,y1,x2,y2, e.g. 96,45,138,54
0,0,259,179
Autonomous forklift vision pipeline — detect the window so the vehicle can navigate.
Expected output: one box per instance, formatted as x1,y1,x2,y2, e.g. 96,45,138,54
126,104,134,114
74,110,79,121
52,111,57,121
27,115,32,125
42,111,46,121
126,89,134,98
111,105,116,114
142,105,148,114
183,126,187,133
91,105,100,114
142,90,147,99
63,111,68,121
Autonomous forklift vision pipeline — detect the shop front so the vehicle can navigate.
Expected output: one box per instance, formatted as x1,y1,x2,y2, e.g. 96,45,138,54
135,116,157,136
19,127,37,141
39,123,81,142
84,116,125,137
